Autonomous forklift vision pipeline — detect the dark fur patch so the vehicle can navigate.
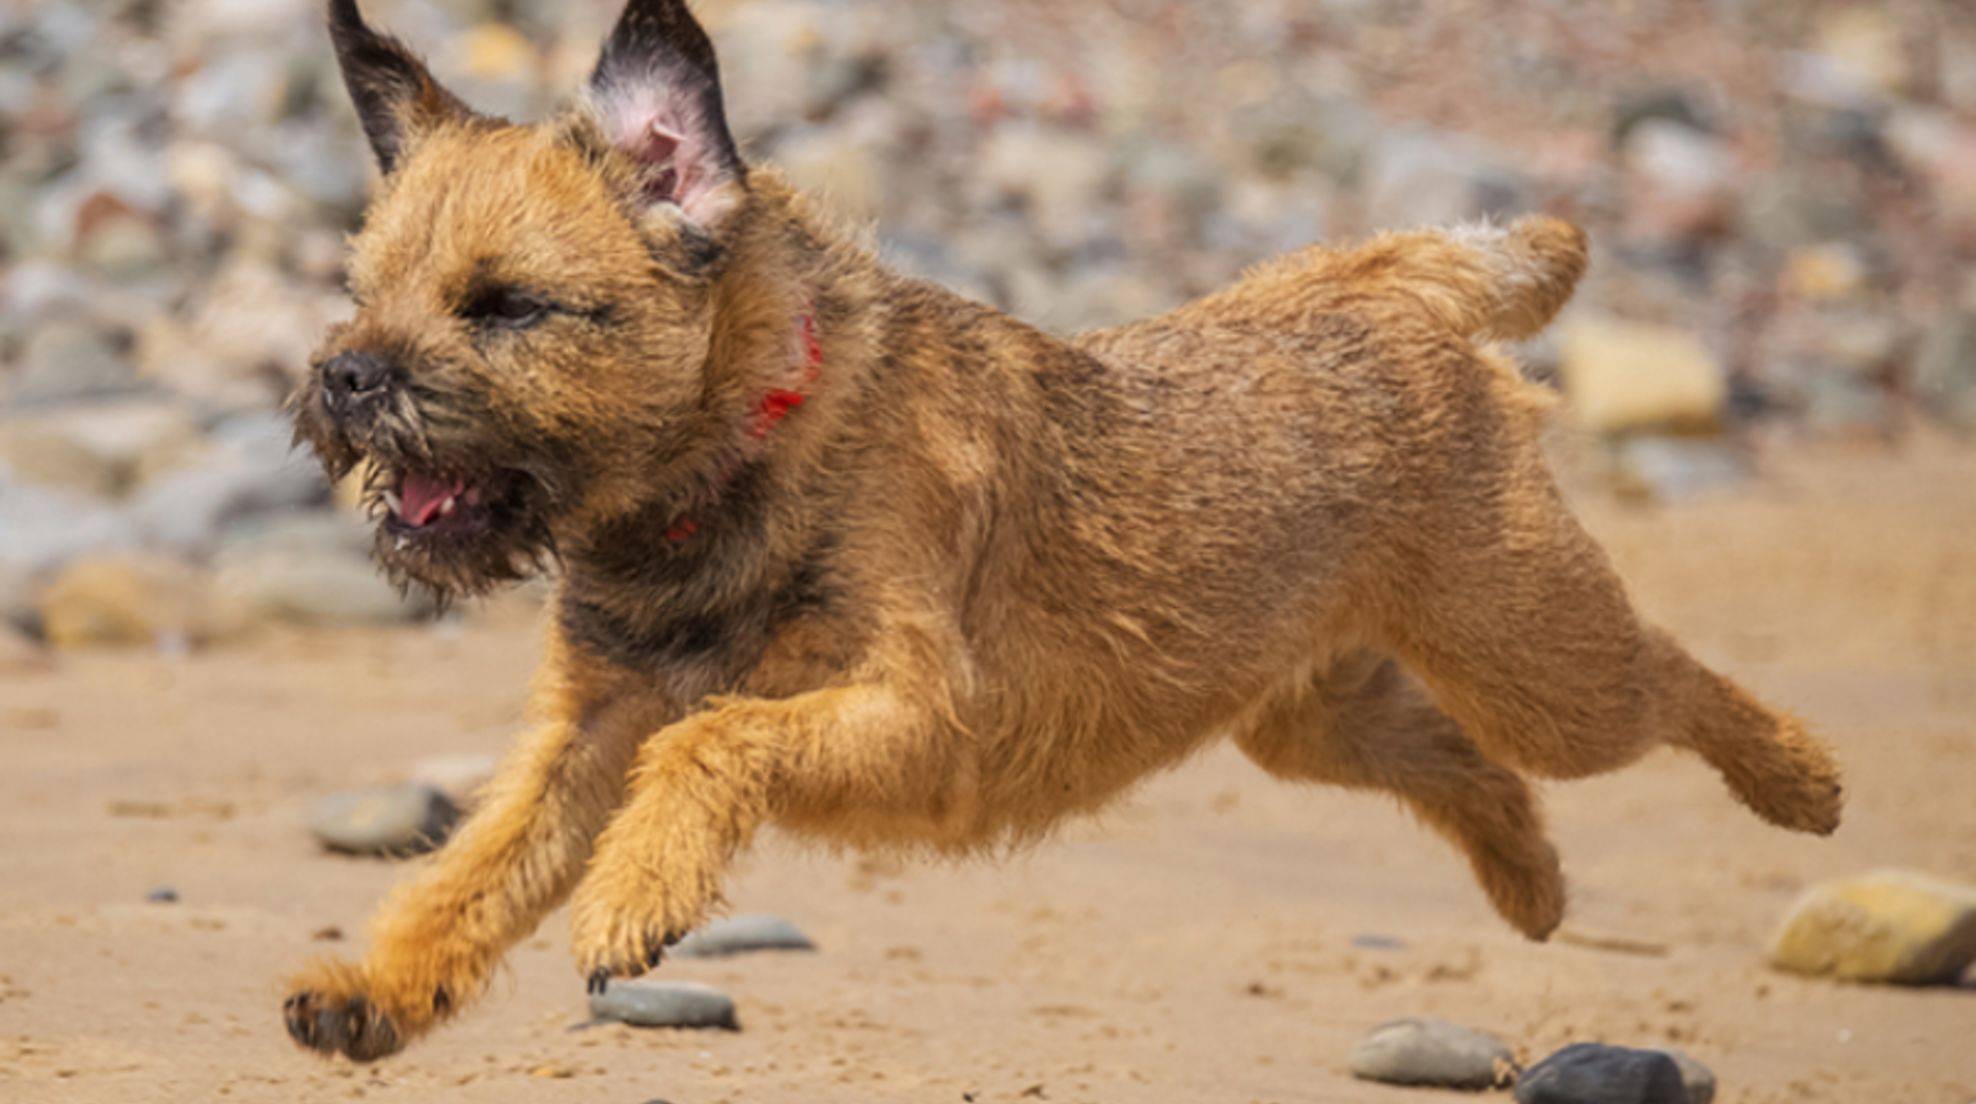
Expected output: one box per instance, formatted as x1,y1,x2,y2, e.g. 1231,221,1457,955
326,0,474,173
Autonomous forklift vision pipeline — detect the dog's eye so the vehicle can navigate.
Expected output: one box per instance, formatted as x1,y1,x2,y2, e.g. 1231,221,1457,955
461,287,552,331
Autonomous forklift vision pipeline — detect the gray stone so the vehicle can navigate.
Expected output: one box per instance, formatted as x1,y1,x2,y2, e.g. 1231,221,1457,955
0,474,139,575
146,886,178,904
589,980,738,1030
1610,437,1750,503
130,412,329,556
674,914,817,959
1349,1017,1514,1089
310,785,459,857
215,545,428,627
1660,1049,1716,1104
10,320,136,404
1916,310,1976,431
1514,1044,1687,1104
409,753,499,808
1361,127,1530,230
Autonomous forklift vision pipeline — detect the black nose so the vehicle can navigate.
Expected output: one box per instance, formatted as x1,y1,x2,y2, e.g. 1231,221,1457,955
323,351,391,401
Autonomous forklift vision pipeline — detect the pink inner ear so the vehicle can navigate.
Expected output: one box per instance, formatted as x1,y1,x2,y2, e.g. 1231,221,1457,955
599,85,725,220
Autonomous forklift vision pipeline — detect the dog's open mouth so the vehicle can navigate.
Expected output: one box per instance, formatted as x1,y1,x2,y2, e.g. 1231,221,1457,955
360,463,556,598
372,467,543,551
384,471,485,535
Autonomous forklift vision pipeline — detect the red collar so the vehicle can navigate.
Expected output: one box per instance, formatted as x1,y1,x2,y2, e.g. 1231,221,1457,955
665,311,822,544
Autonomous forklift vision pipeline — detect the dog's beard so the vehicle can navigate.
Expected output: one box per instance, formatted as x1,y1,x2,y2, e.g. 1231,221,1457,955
290,380,565,605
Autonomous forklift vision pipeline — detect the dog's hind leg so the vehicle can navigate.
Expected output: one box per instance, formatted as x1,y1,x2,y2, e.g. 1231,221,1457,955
1381,447,1842,834
1232,651,1565,940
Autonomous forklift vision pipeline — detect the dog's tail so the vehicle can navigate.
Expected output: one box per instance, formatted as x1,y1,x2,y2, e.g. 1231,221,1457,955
1356,216,1589,343
1192,214,1589,346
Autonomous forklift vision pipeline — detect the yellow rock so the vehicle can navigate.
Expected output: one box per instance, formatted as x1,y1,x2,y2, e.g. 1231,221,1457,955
1768,869,1976,985
461,23,536,82
38,554,225,650
1558,315,1726,436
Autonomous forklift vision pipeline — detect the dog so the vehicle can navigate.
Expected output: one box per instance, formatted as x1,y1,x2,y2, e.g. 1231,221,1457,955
282,0,1843,1061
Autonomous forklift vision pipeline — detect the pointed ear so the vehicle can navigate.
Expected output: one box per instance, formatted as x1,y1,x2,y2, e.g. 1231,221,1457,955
327,0,473,174
586,0,748,228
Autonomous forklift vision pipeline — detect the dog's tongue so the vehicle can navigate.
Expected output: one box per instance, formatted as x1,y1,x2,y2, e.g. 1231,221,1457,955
399,472,466,527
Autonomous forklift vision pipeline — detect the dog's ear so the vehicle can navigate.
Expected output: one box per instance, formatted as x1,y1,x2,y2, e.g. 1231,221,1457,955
327,0,473,174
586,0,748,230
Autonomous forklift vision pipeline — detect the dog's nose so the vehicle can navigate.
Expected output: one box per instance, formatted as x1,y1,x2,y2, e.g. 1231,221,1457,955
323,351,391,401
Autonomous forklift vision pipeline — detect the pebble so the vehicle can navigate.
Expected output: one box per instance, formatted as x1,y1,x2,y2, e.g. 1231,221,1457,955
1349,1017,1514,1089
36,553,218,650
1558,315,1726,436
9,319,135,405
1661,1049,1716,1104
309,785,459,857
130,412,330,557
0,476,140,577
214,547,427,628
589,980,739,1030
1768,869,1976,985
146,886,179,904
1608,437,1749,503
1513,1044,1687,1104
1915,309,1976,431
408,752,499,808
1361,126,1529,230
673,914,817,959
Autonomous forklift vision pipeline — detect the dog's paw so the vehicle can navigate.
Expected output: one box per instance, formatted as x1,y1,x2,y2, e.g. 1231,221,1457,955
282,959,442,1062
570,891,690,991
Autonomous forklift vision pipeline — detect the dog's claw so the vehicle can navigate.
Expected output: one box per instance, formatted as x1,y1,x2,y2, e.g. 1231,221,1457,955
283,990,401,1062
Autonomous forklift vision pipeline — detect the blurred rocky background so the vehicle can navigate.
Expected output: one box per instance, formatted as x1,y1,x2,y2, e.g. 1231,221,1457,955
3,0,1974,652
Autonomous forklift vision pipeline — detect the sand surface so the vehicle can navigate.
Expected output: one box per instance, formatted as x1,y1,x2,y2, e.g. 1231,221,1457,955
3,438,1974,1103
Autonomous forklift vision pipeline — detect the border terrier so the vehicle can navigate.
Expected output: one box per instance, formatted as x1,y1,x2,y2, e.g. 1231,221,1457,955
283,0,1843,1061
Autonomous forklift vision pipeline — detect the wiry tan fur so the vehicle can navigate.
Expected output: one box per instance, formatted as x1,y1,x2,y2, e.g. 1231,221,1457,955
282,0,1843,1062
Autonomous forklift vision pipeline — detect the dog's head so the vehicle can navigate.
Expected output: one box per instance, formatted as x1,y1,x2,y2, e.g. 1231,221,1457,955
294,0,761,600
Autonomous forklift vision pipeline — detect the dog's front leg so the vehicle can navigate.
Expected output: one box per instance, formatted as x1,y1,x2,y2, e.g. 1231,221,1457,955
284,656,654,1060
570,682,954,986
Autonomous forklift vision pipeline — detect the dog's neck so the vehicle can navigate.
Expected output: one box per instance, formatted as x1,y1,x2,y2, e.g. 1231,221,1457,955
557,178,876,677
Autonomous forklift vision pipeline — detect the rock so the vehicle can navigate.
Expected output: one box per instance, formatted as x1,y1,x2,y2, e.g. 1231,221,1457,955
1623,120,1736,242
1609,437,1749,503
1660,1049,1716,1104
1767,869,1976,985
0,623,50,674
1813,7,1911,99
589,980,739,1030
309,784,459,857
408,753,499,808
1558,316,1726,436
674,914,817,959
1361,126,1530,231
37,553,217,650
1514,1044,1687,1104
977,122,1116,245
130,412,329,557
9,319,135,404
215,546,428,628
146,886,179,904
0,476,140,576
1349,1017,1515,1089
1915,310,1976,431
77,210,169,278
0,402,207,499
53,401,210,489
0,421,123,498
775,125,886,222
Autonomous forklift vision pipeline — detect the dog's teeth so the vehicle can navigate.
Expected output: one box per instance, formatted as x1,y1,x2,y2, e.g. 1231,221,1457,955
383,490,403,516
439,496,457,517
395,535,408,552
